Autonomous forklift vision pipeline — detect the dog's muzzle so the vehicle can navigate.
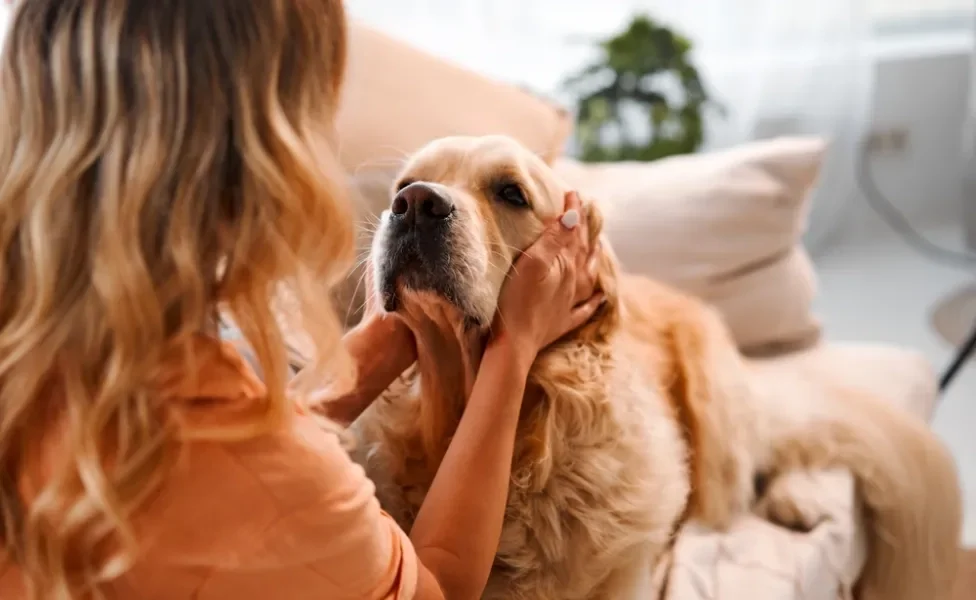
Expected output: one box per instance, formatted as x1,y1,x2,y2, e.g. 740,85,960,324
391,182,455,226
378,182,460,311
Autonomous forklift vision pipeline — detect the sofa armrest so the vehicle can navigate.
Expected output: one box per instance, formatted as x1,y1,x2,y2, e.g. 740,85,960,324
748,342,938,420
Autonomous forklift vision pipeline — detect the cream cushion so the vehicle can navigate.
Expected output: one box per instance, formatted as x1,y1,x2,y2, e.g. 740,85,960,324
750,342,938,417
554,137,827,354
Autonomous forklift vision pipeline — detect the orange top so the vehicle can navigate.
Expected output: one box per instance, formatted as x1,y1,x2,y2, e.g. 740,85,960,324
0,337,418,599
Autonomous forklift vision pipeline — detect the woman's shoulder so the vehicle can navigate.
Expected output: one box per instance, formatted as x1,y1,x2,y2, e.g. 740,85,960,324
6,335,417,599
145,335,377,568
133,406,418,598
138,414,373,564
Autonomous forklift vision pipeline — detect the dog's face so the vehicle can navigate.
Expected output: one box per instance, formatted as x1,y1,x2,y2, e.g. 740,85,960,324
370,135,577,326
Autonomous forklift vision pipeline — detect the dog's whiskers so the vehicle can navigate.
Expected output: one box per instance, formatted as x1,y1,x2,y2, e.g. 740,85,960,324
343,265,373,323
349,153,409,177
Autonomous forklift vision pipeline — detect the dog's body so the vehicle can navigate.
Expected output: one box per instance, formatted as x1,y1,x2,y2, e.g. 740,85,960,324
352,136,962,599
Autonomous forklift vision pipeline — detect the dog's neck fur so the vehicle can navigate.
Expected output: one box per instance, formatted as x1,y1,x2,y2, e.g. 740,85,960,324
398,270,621,478
397,291,487,467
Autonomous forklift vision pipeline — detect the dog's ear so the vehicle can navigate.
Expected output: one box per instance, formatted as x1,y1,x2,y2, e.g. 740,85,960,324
575,193,620,342
579,194,615,295
582,194,604,249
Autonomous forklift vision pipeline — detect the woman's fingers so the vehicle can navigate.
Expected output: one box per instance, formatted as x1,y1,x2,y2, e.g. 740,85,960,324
558,191,588,251
573,251,599,305
534,192,584,265
563,189,583,215
565,292,606,332
563,191,588,241
558,191,599,303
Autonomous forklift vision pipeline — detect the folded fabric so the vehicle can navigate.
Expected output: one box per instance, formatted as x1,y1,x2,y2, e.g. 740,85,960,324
662,469,865,600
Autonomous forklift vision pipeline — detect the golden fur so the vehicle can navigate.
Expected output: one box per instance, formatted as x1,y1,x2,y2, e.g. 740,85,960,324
354,135,962,600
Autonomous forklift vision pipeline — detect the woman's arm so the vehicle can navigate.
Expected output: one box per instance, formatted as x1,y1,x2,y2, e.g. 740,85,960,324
409,192,602,600
409,338,531,600
316,313,416,426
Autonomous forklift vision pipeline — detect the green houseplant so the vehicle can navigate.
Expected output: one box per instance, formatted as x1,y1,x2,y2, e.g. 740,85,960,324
565,15,718,162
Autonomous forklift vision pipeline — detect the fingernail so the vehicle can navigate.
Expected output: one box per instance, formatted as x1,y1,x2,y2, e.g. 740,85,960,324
560,209,580,229
588,257,599,274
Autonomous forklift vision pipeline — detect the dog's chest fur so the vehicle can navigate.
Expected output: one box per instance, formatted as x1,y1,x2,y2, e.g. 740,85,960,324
351,336,692,600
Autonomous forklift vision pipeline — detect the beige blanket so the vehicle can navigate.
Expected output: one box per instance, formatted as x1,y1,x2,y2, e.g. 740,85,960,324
655,469,866,600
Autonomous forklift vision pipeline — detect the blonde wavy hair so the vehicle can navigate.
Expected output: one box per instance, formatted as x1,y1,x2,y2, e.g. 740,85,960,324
0,0,354,597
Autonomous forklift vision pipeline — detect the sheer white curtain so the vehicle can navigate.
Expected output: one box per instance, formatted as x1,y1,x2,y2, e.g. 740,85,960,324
0,0,880,244
348,0,876,246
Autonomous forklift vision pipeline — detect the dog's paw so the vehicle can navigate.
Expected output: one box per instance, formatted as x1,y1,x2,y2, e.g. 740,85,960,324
753,470,830,533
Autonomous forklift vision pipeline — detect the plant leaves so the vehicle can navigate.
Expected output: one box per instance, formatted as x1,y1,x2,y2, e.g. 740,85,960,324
564,13,722,163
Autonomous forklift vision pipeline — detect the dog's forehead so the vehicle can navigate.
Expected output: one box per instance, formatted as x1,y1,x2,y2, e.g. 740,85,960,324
399,136,566,213
401,137,522,179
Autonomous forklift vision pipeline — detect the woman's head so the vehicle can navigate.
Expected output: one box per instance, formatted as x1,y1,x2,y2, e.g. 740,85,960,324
0,0,352,596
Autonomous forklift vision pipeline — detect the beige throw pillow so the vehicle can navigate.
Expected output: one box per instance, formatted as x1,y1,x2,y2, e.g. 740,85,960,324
554,137,827,354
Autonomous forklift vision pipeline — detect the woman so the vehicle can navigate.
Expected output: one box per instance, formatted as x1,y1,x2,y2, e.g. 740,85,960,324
0,1,600,599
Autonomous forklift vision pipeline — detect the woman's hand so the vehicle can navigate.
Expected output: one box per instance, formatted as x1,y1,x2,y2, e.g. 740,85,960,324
490,191,603,362
353,311,417,373
313,295,417,426
354,263,418,389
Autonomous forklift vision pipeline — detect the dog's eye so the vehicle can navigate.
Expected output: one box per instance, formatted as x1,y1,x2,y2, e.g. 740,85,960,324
496,184,528,208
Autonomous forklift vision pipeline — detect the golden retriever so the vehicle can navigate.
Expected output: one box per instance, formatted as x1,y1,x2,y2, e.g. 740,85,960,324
351,135,962,600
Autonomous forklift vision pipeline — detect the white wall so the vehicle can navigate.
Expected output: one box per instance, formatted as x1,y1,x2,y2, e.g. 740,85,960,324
826,41,972,247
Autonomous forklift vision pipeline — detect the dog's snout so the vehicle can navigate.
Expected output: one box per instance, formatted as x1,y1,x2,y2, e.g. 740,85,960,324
391,182,454,226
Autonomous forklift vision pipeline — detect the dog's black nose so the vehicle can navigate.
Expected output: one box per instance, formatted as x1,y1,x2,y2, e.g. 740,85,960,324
391,182,454,226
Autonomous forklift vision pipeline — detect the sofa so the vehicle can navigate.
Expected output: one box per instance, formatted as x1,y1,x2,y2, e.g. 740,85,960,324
326,22,943,600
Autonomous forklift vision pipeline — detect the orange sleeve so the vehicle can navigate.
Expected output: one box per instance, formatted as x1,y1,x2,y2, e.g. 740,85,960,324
138,415,417,600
